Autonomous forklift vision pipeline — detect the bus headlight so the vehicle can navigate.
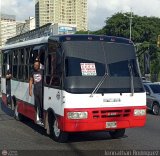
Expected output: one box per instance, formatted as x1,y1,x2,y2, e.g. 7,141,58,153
134,109,146,116
67,112,88,119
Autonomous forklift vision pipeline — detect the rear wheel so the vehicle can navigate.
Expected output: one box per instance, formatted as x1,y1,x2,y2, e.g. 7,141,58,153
48,114,68,143
152,103,160,115
109,129,125,139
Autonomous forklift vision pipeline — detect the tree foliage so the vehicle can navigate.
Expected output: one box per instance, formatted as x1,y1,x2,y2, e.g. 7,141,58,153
93,13,160,81
75,12,160,80
99,12,160,44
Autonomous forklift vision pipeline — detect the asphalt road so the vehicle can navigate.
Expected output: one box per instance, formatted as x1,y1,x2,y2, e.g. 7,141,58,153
0,100,160,156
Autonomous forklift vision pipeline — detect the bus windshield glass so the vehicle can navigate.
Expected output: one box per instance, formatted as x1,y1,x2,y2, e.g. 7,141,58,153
63,41,143,94
65,57,139,77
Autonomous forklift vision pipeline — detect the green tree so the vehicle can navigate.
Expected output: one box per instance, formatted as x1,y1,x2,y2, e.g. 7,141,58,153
102,12,160,44
75,13,160,81
94,12,160,81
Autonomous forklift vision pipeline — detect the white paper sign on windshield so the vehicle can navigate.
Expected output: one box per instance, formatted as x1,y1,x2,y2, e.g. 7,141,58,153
80,63,97,76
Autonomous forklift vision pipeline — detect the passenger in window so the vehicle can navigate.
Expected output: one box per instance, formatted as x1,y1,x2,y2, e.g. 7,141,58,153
29,58,44,125
36,56,44,69
6,69,12,79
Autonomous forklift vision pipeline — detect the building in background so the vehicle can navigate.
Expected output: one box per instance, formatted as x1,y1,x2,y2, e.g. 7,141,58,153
0,14,16,48
52,23,76,35
35,0,87,31
16,21,26,35
16,17,35,35
6,23,77,46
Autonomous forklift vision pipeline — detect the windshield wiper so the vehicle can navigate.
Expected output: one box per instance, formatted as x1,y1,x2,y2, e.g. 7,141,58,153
128,60,134,96
90,72,108,97
90,42,109,97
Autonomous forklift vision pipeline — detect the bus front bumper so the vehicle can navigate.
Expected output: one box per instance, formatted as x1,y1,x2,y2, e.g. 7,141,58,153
58,106,146,132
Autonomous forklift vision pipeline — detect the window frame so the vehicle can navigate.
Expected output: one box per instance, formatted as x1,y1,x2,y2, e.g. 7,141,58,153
1,52,8,78
45,40,62,88
12,49,18,80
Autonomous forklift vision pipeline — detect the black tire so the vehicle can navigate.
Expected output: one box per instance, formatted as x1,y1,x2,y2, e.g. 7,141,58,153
152,103,160,115
109,129,125,139
48,113,68,143
14,104,24,121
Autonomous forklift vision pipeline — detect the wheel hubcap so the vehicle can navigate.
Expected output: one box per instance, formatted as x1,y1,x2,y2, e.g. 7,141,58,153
153,105,159,114
54,119,60,137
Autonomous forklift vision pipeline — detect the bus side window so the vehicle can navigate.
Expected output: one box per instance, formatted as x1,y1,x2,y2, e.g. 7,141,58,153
2,53,7,78
24,47,30,81
29,48,38,64
45,40,62,87
18,49,25,80
29,47,38,75
38,47,46,68
12,50,18,79
45,54,51,85
45,52,61,87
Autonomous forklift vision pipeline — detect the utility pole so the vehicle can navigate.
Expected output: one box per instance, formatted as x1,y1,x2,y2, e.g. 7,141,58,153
123,11,133,40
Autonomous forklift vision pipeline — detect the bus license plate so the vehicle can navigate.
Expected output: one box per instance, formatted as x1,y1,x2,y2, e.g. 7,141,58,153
106,122,117,128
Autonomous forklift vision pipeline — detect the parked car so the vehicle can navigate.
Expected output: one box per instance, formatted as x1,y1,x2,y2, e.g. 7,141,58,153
153,82,160,85
141,77,151,83
143,83,160,115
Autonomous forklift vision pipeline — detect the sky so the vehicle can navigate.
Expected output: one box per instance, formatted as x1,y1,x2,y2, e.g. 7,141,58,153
1,0,160,31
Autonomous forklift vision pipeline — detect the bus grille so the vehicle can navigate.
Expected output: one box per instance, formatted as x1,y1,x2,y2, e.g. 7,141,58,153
92,109,131,119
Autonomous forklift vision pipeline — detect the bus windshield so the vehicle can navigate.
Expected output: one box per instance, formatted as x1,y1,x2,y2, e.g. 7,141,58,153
65,57,138,77
63,41,143,94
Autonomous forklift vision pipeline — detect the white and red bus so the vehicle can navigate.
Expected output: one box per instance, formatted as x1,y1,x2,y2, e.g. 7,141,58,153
1,34,146,142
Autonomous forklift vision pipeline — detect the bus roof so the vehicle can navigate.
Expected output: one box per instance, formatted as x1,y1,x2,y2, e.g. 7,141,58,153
50,34,133,44
1,36,49,51
1,34,134,51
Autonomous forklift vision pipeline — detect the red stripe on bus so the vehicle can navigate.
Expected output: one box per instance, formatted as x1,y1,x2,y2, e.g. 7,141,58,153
2,94,7,106
1,94,146,132
61,106,146,132
17,100,36,121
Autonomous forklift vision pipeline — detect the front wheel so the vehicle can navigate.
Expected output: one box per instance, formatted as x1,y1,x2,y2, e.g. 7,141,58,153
109,129,125,139
49,114,68,143
152,103,160,115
